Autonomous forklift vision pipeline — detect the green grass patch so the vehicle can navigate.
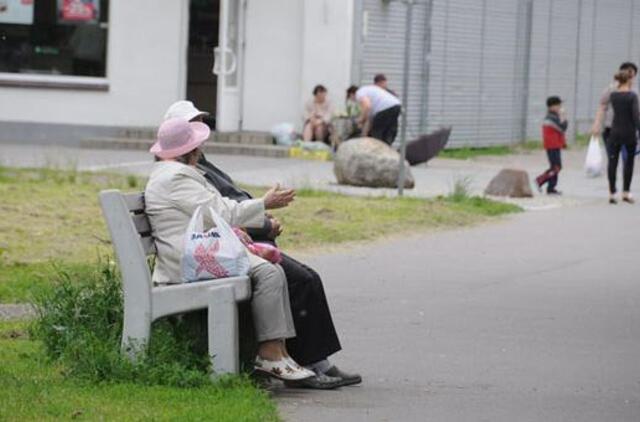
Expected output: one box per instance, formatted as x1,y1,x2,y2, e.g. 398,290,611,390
259,188,521,252
438,133,592,160
0,166,520,303
439,145,513,160
438,139,547,160
0,262,277,421
0,338,278,421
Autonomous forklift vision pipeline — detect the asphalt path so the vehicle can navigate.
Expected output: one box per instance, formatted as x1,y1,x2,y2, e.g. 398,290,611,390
277,203,640,421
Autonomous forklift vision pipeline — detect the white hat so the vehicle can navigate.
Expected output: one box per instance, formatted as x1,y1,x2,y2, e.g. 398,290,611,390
164,100,210,122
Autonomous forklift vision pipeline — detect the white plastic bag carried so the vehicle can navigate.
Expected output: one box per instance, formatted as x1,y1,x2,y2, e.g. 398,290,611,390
181,206,250,283
584,135,604,178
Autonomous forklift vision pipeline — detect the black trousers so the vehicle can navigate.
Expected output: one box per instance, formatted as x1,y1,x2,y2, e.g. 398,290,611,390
607,140,637,194
371,105,401,145
536,149,562,191
279,254,342,365
180,253,342,368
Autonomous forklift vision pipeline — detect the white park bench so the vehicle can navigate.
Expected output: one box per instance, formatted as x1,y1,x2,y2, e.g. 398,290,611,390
99,189,251,376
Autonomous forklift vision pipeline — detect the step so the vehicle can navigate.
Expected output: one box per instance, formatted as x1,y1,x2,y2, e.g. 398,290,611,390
81,138,290,158
114,129,274,145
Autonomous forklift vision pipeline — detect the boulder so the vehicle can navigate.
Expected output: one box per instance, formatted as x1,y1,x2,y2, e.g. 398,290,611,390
484,168,533,198
334,137,415,189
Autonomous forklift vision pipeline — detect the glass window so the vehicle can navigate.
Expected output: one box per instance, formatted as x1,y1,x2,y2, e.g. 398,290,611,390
0,0,109,78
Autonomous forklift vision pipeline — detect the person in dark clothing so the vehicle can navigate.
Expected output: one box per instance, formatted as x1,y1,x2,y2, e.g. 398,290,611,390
163,101,362,389
591,62,638,156
607,69,640,204
536,96,568,195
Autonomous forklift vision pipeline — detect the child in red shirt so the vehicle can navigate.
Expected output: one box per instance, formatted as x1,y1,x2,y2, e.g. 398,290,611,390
536,96,568,194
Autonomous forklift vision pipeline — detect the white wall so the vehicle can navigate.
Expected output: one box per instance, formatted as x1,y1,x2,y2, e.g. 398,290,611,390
241,0,304,131
242,0,353,132
300,0,354,118
0,0,188,128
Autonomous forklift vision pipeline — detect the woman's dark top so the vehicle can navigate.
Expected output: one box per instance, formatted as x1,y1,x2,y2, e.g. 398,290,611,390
609,91,640,144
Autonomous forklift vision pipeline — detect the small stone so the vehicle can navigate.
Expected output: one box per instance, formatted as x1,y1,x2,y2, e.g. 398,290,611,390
484,168,533,198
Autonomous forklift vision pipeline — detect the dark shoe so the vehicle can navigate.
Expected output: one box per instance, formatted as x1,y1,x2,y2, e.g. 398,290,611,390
284,373,343,390
622,196,635,204
324,366,362,387
609,198,618,204
547,189,562,195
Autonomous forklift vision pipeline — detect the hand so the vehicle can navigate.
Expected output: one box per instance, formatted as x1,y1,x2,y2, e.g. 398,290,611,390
590,124,600,136
268,217,283,239
263,184,296,210
234,228,253,244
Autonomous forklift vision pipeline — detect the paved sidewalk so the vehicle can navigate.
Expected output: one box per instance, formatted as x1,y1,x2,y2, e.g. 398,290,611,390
277,203,640,422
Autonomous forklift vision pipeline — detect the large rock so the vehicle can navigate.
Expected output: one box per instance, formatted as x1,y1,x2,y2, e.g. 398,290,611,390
334,137,415,189
485,168,533,198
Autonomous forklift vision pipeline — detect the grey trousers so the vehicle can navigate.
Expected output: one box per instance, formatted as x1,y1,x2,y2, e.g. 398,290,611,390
249,262,296,342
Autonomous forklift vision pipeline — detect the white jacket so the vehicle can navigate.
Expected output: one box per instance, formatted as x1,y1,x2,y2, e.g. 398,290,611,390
145,161,266,284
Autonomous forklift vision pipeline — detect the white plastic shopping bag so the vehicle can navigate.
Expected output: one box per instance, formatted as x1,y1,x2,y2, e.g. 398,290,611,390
584,135,604,178
181,206,250,283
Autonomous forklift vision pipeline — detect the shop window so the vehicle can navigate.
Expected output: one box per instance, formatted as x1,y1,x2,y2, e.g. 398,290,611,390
0,0,109,78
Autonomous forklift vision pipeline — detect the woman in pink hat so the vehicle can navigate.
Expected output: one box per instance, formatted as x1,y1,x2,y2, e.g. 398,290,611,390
145,118,314,382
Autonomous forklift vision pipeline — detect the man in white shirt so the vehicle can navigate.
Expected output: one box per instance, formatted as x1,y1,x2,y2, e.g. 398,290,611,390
356,84,402,145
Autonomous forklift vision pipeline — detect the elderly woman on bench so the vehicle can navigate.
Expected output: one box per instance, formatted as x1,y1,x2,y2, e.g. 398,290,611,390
144,117,314,382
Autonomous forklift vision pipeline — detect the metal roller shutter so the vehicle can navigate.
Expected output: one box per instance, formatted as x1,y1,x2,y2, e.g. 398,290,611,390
526,0,580,140
356,0,429,141
353,0,640,147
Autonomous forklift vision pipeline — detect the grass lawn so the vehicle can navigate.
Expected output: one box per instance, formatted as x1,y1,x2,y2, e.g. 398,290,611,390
0,320,278,422
0,166,521,421
0,166,520,303
438,140,542,160
439,134,591,160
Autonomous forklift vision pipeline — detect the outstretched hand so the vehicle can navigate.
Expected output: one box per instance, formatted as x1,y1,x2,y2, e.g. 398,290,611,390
263,184,296,210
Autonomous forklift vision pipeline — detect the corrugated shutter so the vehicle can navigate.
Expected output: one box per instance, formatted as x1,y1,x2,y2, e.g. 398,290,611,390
530,0,639,138
356,0,428,141
526,0,580,140
425,0,527,147
353,0,640,147
577,0,637,132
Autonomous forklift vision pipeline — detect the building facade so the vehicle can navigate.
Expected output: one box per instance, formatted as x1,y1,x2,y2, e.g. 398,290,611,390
0,0,639,146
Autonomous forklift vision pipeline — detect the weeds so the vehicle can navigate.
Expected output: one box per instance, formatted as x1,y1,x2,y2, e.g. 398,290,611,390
448,176,473,202
126,174,139,188
30,259,215,387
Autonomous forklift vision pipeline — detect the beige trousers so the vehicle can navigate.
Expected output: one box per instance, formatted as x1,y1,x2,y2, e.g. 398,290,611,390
249,262,296,342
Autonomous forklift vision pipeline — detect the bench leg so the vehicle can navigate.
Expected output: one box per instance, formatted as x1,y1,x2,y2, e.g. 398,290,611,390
121,318,151,362
208,284,240,376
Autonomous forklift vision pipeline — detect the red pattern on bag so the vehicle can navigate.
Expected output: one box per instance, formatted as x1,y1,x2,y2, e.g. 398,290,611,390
194,241,229,278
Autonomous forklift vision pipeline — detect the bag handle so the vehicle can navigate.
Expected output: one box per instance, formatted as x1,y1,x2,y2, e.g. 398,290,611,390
186,205,205,234
204,207,248,254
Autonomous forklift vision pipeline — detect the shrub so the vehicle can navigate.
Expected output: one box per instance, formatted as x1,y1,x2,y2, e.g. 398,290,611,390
30,259,214,387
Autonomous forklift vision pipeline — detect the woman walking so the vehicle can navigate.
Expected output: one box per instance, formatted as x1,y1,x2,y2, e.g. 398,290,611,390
607,68,640,204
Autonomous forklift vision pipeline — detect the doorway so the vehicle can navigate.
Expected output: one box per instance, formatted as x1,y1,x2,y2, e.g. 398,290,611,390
187,0,220,129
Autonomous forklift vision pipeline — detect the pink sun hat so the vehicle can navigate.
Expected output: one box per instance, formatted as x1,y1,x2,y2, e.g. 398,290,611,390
150,117,211,159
